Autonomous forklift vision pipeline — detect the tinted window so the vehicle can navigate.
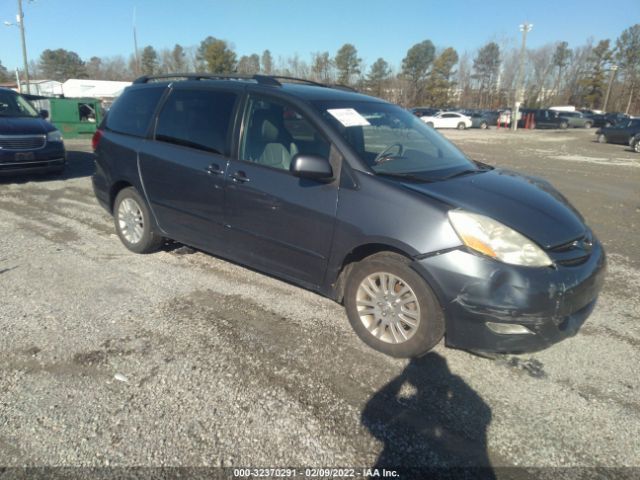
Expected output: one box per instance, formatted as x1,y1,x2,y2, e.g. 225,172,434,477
442,113,458,118
155,89,237,154
240,96,330,171
106,86,164,137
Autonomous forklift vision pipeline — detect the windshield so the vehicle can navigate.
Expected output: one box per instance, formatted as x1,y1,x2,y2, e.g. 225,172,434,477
314,100,479,180
0,90,39,118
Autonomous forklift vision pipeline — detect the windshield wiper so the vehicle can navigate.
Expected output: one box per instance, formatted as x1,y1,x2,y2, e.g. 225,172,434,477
375,171,435,182
440,168,487,180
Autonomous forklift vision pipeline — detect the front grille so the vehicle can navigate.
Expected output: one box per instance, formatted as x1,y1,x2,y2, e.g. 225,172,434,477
549,232,594,266
0,135,46,151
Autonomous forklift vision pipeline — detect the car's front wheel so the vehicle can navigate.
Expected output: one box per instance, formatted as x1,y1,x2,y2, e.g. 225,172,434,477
584,121,593,129
597,133,607,144
633,137,640,153
480,121,488,129
344,252,445,357
457,122,466,130
113,187,164,254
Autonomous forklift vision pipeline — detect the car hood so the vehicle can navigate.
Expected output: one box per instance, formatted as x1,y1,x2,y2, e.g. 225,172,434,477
0,116,54,135
403,168,587,249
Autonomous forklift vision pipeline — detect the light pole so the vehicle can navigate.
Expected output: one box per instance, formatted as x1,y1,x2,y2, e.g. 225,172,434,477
512,22,533,131
603,65,618,113
3,0,31,94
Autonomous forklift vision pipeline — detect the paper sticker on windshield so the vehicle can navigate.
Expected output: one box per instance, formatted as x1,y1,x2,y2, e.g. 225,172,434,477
327,108,370,127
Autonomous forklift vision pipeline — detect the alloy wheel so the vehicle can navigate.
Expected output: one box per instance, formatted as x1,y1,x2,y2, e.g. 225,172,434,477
355,272,421,344
117,198,145,244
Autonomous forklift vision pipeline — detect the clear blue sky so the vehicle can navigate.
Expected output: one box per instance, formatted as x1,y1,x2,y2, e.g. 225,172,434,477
0,0,636,73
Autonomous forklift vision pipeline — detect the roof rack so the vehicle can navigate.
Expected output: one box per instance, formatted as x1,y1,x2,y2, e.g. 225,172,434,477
132,73,359,93
132,73,280,86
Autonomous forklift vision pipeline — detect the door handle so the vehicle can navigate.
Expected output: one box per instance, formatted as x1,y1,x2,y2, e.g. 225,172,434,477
206,163,224,175
231,171,250,183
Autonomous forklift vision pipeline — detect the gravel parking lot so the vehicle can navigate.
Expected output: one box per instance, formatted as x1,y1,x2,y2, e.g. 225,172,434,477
0,129,639,476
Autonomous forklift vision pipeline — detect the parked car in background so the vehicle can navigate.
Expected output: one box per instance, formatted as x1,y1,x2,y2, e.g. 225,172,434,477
534,109,570,129
420,111,472,129
591,112,630,128
596,118,640,145
411,107,441,118
92,73,605,357
469,111,498,129
557,111,594,128
0,87,66,175
517,108,538,128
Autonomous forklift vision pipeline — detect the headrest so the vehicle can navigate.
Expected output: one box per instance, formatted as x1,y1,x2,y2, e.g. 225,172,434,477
260,118,280,142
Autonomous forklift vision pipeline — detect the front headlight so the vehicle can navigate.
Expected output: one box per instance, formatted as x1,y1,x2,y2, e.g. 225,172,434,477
47,130,63,142
448,210,553,267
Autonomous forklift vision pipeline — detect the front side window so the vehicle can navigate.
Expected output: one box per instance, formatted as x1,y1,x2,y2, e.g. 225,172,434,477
240,96,330,171
315,100,478,180
155,89,237,154
0,90,38,118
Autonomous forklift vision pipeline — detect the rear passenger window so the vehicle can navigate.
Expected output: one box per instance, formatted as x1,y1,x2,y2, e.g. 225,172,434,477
106,87,164,137
155,89,237,155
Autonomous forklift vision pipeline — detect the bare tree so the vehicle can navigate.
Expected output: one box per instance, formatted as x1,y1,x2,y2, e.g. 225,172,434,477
526,44,556,107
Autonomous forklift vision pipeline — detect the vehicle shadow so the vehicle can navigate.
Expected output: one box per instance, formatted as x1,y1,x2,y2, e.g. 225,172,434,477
361,353,495,479
0,149,95,185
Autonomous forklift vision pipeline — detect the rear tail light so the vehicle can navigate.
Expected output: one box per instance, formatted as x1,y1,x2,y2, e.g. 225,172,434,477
92,129,103,151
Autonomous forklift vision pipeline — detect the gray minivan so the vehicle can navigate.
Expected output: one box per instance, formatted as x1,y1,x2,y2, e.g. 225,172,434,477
92,74,606,357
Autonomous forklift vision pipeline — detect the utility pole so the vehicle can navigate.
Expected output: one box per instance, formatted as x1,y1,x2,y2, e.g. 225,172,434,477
133,7,140,76
16,0,30,94
603,65,618,113
512,22,533,131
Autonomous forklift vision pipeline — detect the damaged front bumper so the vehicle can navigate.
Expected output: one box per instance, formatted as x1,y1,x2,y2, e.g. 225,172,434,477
412,241,606,354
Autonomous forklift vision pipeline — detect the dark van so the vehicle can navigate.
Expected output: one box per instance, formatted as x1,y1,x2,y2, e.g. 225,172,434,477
0,87,66,175
92,74,606,357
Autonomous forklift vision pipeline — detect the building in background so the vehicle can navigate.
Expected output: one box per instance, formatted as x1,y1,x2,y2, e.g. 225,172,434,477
61,79,131,100
19,80,64,96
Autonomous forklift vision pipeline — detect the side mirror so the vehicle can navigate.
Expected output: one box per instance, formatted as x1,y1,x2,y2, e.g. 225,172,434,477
39,109,49,119
289,154,333,181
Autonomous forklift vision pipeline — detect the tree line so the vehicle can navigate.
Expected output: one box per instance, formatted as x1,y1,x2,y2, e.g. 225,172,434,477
0,24,638,113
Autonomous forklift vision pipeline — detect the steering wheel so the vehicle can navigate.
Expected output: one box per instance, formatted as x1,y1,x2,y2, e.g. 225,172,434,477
374,143,404,164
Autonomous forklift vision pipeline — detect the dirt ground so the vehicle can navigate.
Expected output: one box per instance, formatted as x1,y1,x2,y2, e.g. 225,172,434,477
0,128,639,477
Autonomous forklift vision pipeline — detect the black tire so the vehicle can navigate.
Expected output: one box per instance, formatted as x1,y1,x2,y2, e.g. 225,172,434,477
480,121,488,129
344,252,445,358
457,122,466,130
559,121,569,129
113,187,164,254
426,122,434,128
633,138,640,153
597,133,607,144
584,122,592,129
605,122,612,128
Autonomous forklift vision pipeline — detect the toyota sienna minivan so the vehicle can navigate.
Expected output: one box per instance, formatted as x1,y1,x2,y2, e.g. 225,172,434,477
92,74,606,357
0,87,66,175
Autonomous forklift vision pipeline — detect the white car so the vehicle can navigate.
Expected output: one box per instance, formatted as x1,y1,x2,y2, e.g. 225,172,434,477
420,111,472,130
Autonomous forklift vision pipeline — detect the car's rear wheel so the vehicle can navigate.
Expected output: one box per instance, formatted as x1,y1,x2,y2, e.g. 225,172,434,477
344,252,444,358
480,121,488,129
113,187,164,254
584,122,593,129
633,138,640,153
457,122,466,130
559,121,569,129
597,133,607,144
